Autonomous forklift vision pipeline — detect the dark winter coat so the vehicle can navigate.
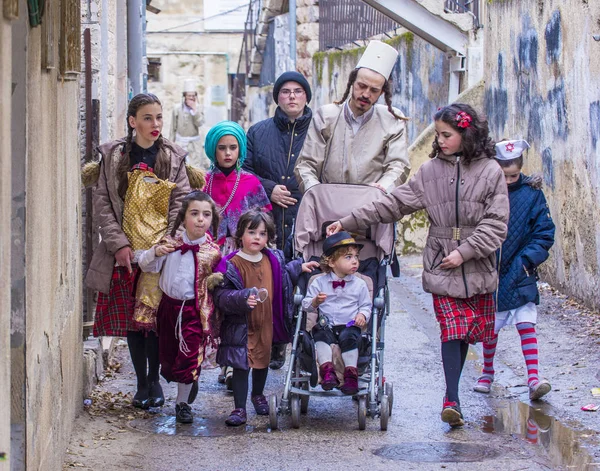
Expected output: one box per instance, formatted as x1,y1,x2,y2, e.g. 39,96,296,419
213,249,302,370
243,106,312,253
497,174,555,312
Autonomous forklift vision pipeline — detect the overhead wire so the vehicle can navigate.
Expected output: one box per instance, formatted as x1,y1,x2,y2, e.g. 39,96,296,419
153,2,251,33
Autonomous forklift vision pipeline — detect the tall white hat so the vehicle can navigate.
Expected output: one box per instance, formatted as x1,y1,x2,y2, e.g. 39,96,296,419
495,139,530,160
355,40,399,79
183,79,197,93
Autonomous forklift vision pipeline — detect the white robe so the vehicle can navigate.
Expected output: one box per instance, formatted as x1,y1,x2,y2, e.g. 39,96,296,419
294,102,410,193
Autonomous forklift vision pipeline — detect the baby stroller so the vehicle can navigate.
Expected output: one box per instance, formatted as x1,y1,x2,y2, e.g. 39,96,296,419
269,184,394,431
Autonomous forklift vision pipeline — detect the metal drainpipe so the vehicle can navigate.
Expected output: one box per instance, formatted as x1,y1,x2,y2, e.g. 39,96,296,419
290,0,296,69
127,0,145,96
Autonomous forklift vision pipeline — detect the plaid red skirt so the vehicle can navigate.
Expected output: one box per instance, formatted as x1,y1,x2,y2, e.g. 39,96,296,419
432,293,495,344
93,266,140,337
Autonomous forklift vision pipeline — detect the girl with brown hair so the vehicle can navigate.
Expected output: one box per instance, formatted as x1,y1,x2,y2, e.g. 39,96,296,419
328,104,510,427
86,93,191,410
213,210,318,426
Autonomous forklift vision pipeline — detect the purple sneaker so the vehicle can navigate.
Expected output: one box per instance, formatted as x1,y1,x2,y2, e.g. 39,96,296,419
251,394,270,415
225,408,247,426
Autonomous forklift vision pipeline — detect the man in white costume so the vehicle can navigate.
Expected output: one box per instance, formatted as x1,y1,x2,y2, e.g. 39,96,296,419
294,40,410,193
170,79,206,168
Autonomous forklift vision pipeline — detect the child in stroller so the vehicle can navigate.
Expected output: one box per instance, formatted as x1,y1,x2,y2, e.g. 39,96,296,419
302,232,371,395
269,183,393,431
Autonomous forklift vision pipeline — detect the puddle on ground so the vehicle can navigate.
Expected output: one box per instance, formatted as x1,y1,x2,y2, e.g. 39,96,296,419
466,346,480,361
129,414,255,437
373,442,500,462
481,400,599,469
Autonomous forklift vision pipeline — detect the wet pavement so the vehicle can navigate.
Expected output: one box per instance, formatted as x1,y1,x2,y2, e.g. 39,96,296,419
64,256,600,470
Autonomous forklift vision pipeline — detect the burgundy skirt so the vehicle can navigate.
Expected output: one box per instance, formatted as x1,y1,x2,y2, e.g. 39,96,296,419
433,293,495,344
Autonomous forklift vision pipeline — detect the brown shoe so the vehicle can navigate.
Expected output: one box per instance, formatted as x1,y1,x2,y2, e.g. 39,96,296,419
340,366,359,395
319,362,340,391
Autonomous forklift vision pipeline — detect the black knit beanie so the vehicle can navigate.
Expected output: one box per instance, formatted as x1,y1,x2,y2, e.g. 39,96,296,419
273,71,312,104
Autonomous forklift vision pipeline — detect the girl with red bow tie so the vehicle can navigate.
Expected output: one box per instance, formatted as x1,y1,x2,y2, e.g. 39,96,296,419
138,191,222,424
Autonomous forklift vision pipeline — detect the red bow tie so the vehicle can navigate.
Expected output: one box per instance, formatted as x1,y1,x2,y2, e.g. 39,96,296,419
177,243,200,255
332,280,346,289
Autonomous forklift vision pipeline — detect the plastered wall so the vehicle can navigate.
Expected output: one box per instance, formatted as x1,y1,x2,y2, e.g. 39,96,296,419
483,0,600,308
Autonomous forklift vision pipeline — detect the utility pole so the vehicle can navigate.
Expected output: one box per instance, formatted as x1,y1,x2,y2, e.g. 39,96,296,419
289,0,296,69
127,0,147,96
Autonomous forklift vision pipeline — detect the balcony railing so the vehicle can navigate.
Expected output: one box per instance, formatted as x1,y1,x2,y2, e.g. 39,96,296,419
444,0,480,28
319,0,399,51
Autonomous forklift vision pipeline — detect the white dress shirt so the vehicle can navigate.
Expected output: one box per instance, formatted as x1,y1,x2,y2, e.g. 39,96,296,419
138,232,207,301
345,101,375,135
302,272,372,325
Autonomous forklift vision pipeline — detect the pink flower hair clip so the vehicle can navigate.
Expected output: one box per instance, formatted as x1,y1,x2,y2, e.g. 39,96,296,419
455,111,472,129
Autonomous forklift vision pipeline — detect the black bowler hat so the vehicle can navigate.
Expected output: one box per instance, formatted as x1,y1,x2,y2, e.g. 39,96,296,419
322,231,363,257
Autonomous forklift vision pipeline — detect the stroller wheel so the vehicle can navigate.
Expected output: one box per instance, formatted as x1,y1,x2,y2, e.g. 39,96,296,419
269,395,278,430
358,396,367,431
291,395,301,429
385,381,394,416
300,382,309,414
380,395,390,431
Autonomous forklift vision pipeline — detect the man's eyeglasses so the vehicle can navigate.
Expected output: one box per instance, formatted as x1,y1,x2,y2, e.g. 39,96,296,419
279,88,305,97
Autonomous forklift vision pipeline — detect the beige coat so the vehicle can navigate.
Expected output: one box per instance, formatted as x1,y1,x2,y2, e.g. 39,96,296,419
340,154,509,299
170,104,202,139
86,138,190,294
170,105,205,168
294,103,410,193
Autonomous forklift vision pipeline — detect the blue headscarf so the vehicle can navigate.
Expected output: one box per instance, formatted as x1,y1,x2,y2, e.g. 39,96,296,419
204,121,247,169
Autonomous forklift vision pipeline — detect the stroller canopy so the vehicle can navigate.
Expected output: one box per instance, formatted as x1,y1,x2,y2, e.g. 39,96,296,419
294,184,395,260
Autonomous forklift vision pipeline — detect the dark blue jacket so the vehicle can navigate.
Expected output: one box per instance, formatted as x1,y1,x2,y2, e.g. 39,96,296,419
243,106,312,253
213,249,302,370
497,174,555,312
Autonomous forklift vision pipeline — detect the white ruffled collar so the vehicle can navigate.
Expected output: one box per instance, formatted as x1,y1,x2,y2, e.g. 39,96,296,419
235,250,264,263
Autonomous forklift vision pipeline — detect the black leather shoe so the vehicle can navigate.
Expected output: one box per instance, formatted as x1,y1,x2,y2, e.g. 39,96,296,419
132,387,150,409
176,402,194,424
148,381,165,408
188,379,199,405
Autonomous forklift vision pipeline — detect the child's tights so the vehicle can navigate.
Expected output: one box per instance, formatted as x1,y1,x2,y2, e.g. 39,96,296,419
441,340,469,404
479,322,540,387
232,367,268,409
315,341,359,367
127,330,160,390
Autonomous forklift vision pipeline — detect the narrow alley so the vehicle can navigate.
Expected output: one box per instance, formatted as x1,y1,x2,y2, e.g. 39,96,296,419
64,257,600,470
4,0,600,469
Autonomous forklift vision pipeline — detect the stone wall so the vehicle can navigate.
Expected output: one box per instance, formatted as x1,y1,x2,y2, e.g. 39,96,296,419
0,0,12,462
79,0,127,154
483,0,600,308
296,0,319,79
9,0,83,468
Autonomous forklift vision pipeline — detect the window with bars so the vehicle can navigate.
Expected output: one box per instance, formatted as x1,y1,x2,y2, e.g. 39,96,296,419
148,58,162,82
